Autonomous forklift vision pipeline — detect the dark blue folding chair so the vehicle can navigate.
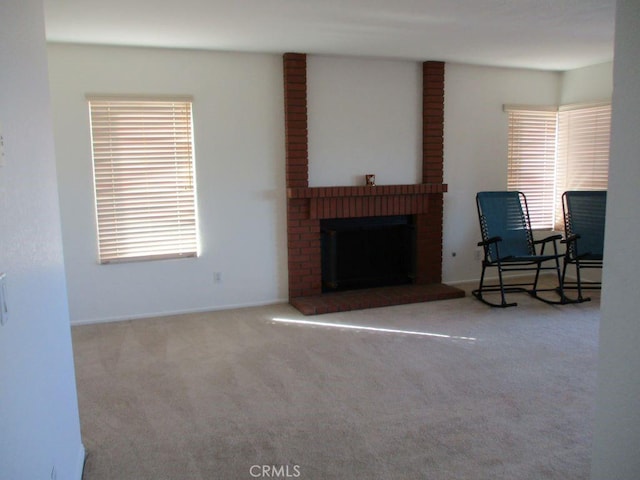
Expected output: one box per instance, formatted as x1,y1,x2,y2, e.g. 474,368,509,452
561,191,606,303
473,191,567,307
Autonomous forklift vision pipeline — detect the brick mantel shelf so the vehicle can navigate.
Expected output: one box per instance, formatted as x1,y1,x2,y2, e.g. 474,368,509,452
287,183,448,220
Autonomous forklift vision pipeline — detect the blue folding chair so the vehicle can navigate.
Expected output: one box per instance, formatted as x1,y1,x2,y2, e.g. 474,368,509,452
473,191,567,307
561,191,606,302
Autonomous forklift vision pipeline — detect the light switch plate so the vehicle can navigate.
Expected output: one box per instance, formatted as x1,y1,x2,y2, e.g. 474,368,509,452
0,122,5,167
0,273,8,326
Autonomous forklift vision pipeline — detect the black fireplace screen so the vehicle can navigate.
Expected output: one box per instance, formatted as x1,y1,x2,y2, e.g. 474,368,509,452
321,215,416,292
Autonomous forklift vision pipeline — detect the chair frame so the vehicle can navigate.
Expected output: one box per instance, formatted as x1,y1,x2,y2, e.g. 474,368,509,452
560,190,606,303
472,191,568,308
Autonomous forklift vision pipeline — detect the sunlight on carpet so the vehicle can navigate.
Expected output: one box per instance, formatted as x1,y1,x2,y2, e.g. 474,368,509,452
271,317,478,341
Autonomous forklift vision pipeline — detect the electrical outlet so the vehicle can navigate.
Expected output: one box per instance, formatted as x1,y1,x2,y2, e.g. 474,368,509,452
474,248,482,261
213,272,222,283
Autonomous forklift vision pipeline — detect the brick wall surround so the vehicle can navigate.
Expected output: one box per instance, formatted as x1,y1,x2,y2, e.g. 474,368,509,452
284,54,454,308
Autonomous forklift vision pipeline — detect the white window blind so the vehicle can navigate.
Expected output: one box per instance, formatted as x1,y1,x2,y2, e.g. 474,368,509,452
88,96,198,264
555,103,611,229
506,108,558,229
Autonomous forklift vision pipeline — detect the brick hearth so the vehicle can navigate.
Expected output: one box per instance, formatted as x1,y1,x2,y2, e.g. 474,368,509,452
290,283,466,316
283,54,464,314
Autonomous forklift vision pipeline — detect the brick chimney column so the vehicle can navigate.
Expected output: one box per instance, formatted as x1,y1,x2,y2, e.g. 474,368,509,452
416,61,445,284
284,53,322,298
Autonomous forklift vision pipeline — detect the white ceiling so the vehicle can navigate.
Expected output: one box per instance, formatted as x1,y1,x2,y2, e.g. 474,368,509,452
43,0,616,71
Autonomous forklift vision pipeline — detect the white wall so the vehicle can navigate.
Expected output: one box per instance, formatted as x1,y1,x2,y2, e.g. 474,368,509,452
48,44,287,324
561,62,613,105
48,44,614,323
0,1,84,479
442,63,562,283
307,55,422,187
591,0,640,476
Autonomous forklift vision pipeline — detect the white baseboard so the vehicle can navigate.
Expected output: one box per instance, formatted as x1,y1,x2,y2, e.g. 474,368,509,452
70,298,289,326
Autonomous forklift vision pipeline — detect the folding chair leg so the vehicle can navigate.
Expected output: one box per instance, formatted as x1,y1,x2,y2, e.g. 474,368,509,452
574,259,590,303
558,257,575,304
559,258,591,304
528,261,546,302
472,261,517,308
532,261,542,293
561,257,569,293
527,257,567,305
554,256,569,304
472,263,488,304
496,264,512,307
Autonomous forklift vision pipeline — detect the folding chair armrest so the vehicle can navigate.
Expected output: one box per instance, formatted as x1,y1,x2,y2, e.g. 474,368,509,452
534,234,562,245
561,233,580,245
477,236,502,247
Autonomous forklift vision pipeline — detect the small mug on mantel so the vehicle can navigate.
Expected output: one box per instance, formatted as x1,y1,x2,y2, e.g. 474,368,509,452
365,174,376,186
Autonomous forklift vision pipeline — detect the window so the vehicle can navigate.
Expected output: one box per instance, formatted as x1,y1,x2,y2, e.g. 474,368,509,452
555,103,611,229
506,103,611,230
88,96,198,263
506,108,558,229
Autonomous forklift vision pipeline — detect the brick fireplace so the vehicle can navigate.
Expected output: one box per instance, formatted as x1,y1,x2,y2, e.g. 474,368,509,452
284,53,464,314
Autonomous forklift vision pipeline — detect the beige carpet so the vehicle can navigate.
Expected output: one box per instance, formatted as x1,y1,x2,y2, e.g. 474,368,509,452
73,281,600,480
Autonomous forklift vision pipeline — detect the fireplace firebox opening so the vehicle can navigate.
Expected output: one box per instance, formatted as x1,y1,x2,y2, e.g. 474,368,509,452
321,215,416,292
